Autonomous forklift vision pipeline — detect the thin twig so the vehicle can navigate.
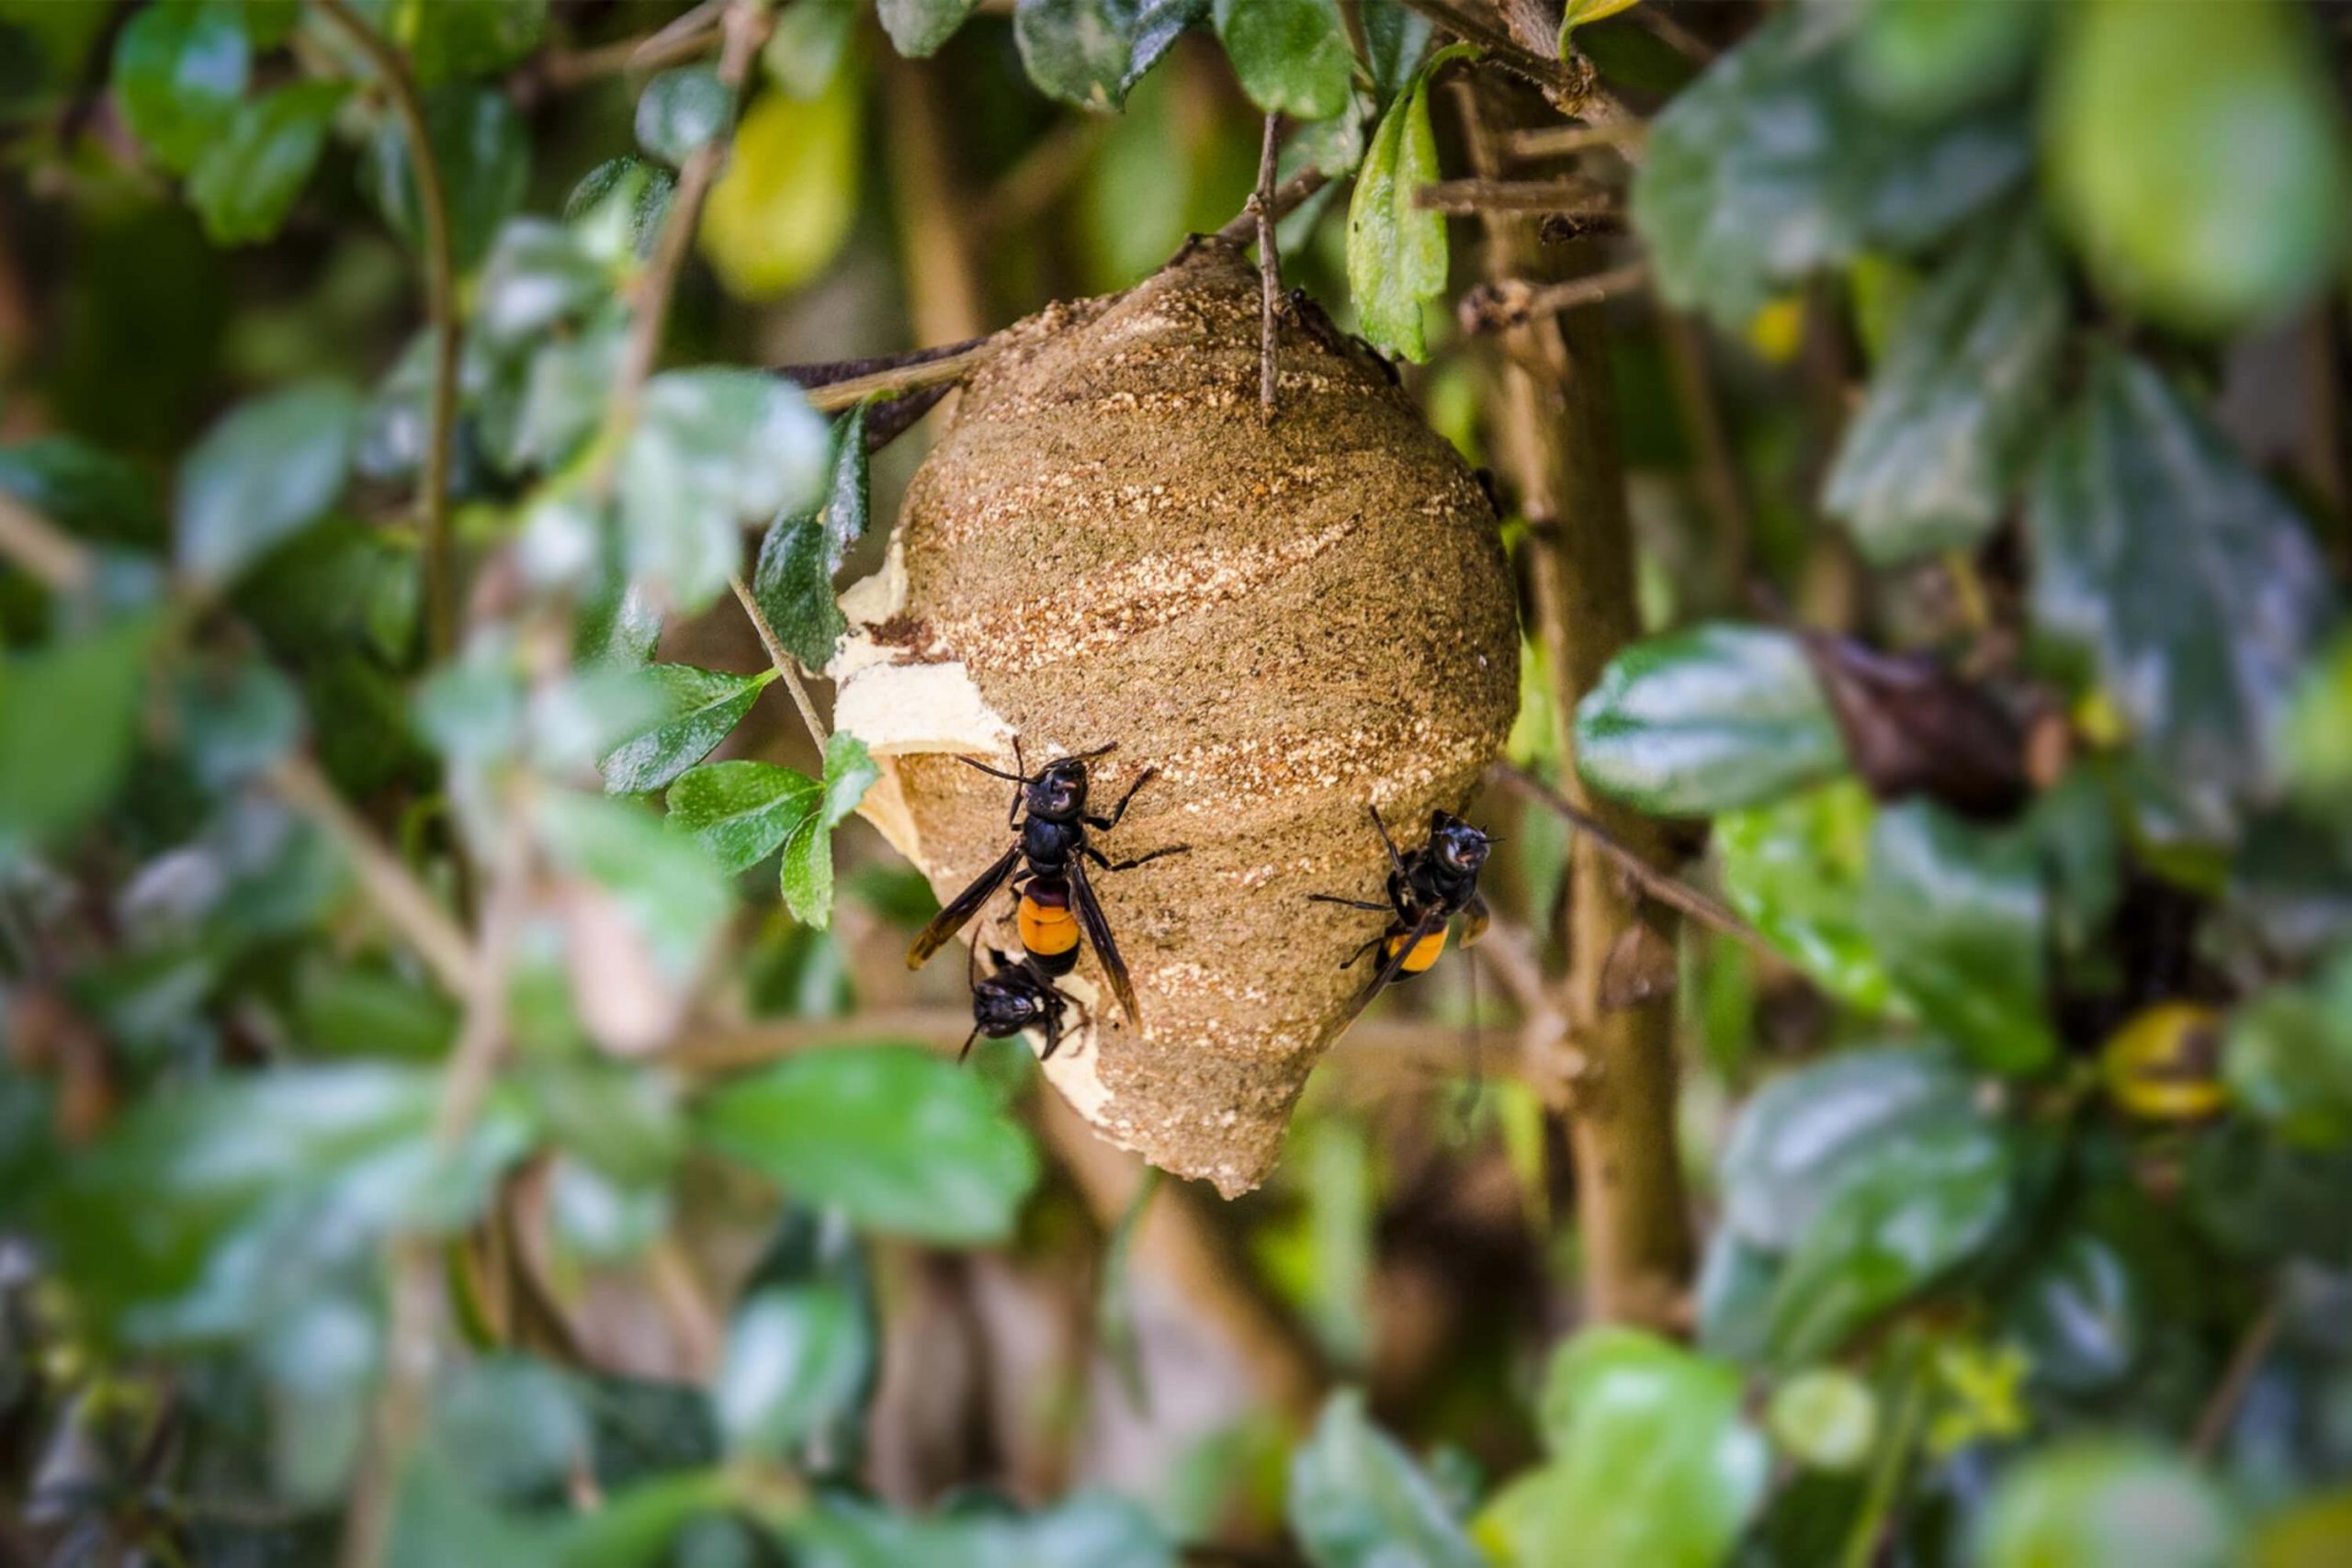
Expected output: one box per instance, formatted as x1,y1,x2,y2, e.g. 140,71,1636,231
729,574,829,748
2192,1299,2282,1459
313,0,460,661
1492,761,1770,955
1394,0,1577,91
1459,260,1649,333
1414,176,1614,216
267,756,476,996
1504,120,1648,161
1661,311,1752,593
0,490,94,592
1251,112,1281,424
805,341,1005,412
1213,168,1328,244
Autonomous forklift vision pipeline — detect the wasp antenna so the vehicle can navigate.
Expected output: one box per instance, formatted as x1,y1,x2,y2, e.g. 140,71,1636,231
1069,741,1119,761
956,755,1029,784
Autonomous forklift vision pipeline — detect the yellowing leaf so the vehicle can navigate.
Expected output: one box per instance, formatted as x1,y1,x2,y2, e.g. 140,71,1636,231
699,76,861,301
1558,0,1639,54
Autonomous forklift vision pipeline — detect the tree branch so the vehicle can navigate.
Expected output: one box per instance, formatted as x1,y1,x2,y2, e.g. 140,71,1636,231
729,573,829,749
0,489,94,592
1250,112,1282,424
1457,260,1648,333
267,756,477,995
1413,176,1612,215
313,0,460,662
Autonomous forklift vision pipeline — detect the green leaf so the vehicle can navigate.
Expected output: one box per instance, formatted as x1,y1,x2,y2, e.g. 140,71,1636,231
364,85,528,271
112,0,249,175
635,65,735,166
696,1045,1041,1244
175,380,362,585
1574,624,1847,817
537,792,734,984
1823,215,2065,564
1288,1389,1487,1568
1345,52,1450,361
186,80,347,245
0,436,164,550
0,615,157,856
1014,0,1203,110
1978,1441,2237,1568
2005,1230,2143,1395
1848,0,2041,121
2046,0,2348,335
616,368,830,613
699,76,864,300
397,0,547,86
1764,1114,2014,1366
173,657,302,790
1721,1044,1976,1251
717,1285,873,1461
1213,0,1352,121
2028,348,2334,844
667,760,820,874
475,219,610,350
1861,801,2058,1077
1715,781,1893,1012
1631,7,2030,326
1766,1369,1876,1472
1530,1327,1770,1568
1358,2,1430,99
575,578,662,671
878,0,980,59
763,0,858,97
2226,953,2352,1149
597,663,774,796
1557,0,1640,52
781,733,880,929
752,402,870,671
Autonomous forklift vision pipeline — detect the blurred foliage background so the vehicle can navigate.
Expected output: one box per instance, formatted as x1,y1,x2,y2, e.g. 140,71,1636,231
5,1,2352,1565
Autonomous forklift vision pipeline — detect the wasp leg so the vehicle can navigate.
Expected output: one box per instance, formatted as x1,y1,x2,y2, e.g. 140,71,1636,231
1088,765,1159,830
1366,804,1409,879
1341,933,1387,969
1086,841,1190,873
1307,894,1390,911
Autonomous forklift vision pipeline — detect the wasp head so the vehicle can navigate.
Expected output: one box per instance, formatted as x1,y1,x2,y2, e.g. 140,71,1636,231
1027,758,1090,820
1429,812,1492,878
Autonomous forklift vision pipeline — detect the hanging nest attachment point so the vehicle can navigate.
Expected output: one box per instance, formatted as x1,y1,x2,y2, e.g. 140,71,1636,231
832,239,1519,1196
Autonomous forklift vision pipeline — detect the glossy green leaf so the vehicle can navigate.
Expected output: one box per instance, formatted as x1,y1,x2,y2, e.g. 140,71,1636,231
2005,1230,2143,1395
0,435,164,550
1632,7,2030,326
1531,1327,1771,1568
1824,215,2065,564
1764,1114,2013,1366
475,219,610,350
364,85,528,271
397,0,547,86
576,578,662,672
113,0,249,175
696,1045,1040,1244
879,0,981,59
2226,953,2352,1149
0,615,157,856
1694,1230,1781,1367
2046,0,2347,335
1861,801,2057,1076
186,80,346,245
636,66,734,166
598,664,774,796
1574,624,1847,817
1288,1389,1487,1568
1721,1044,1976,1251
1359,2,1430,99
1848,0,2041,121
2028,348,2334,844
752,402,870,671
782,733,880,929
1213,0,1352,121
1715,781,1894,1012
175,381,361,585
1346,52,1450,361
717,1285,872,1461
537,792,734,984
667,761,819,874
617,368,830,614
1978,1440,2237,1568
1014,0,1202,110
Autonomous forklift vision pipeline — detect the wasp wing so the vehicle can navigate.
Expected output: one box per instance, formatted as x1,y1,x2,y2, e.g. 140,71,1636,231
1068,852,1143,1028
1339,903,1450,1027
1461,891,1492,948
907,842,1023,970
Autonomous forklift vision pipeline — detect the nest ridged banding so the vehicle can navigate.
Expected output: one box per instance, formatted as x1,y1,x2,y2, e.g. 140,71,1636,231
865,241,1518,1195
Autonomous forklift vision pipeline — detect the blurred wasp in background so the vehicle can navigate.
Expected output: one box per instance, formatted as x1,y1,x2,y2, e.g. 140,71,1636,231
907,740,1187,1029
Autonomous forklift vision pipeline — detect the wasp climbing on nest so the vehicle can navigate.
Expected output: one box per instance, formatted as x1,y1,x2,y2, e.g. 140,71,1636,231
907,741,1188,1029
1309,807,1495,1021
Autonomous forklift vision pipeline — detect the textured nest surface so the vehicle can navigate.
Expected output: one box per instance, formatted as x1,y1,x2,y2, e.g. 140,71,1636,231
840,240,1518,1195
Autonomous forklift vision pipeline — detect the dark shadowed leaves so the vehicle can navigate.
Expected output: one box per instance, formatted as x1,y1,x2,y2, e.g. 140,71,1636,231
1014,0,1203,110
2226,953,2352,1149
696,1045,1040,1244
2028,348,2334,844
364,85,529,271
1524,1328,1771,1568
1861,801,2058,1076
2045,0,2346,336
1288,1389,1487,1568
175,382,362,586
1576,624,1847,817
1764,1113,2013,1366
1824,216,2066,564
752,401,870,671
879,0,980,58
112,0,249,175
1633,7,2030,326
1213,0,1353,121
1800,633,2028,818
1359,2,1430,99
401,0,548,87
598,664,774,796
1721,1044,1976,1251
187,81,347,245
0,614,157,856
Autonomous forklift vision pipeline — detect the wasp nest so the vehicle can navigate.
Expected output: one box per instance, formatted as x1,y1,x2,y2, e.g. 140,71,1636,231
831,240,1518,1196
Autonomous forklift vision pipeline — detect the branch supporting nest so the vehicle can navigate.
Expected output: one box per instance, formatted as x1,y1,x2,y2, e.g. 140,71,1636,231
1250,113,1282,425
1458,261,1649,334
